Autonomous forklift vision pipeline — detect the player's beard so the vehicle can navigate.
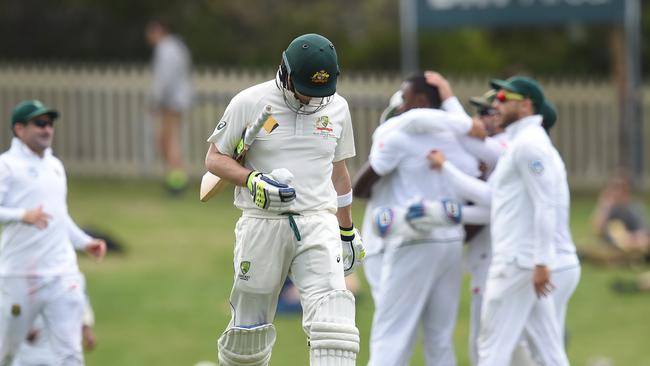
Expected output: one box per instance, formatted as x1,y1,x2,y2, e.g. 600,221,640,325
497,108,519,130
23,129,54,155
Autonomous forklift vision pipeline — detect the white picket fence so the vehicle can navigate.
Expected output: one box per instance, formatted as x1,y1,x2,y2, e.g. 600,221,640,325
0,64,647,189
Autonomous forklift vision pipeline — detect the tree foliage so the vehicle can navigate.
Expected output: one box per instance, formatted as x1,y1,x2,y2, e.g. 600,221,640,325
0,0,647,77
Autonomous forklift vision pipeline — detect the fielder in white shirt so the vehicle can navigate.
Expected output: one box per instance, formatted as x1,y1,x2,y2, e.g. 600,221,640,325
430,77,576,366
354,73,481,366
0,100,106,366
205,34,363,366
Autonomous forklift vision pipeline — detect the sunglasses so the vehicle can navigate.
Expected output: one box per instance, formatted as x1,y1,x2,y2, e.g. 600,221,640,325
478,107,497,117
29,118,54,128
495,89,525,103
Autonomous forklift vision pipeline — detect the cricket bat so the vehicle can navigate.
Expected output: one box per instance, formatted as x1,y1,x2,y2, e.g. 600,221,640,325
200,105,273,202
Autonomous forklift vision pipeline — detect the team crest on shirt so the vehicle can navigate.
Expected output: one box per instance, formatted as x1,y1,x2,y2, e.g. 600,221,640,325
313,116,336,138
529,160,544,175
10,304,21,317
27,167,38,178
239,261,251,281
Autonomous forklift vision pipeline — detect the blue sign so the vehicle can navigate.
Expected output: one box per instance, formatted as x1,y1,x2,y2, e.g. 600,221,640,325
417,0,625,28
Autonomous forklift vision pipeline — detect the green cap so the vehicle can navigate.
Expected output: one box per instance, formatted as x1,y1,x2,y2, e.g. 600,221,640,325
283,33,339,97
540,100,557,131
469,89,496,109
11,100,59,126
489,76,545,113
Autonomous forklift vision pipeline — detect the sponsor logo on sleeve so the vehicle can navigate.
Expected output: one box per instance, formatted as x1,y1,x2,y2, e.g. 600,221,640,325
211,120,228,137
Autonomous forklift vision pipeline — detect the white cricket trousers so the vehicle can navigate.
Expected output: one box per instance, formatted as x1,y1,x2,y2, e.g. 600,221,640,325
369,239,462,366
227,212,348,334
549,265,581,338
477,263,569,366
466,227,492,366
362,253,384,307
0,274,85,366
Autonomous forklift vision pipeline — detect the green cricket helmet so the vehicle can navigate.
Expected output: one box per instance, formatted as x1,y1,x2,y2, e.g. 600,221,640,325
282,33,340,98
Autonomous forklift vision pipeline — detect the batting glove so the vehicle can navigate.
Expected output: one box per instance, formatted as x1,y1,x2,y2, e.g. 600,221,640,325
405,199,462,233
246,169,296,211
372,206,407,239
340,226,365,277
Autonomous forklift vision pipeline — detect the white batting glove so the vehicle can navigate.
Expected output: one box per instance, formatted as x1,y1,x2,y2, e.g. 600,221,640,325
405,199,462,233
340,226,365,276
246,169,296,211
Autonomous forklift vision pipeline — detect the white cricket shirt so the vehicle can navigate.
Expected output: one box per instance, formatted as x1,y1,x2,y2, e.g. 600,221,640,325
368,102,479,242
0,138,91,276
488,115,575,269
207,80,355,215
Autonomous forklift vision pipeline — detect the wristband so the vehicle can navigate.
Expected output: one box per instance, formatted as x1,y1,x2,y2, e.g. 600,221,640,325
337,190,353,208
340,225,355,241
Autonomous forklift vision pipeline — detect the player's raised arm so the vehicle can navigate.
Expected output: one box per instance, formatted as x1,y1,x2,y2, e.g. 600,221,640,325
429,150,492,206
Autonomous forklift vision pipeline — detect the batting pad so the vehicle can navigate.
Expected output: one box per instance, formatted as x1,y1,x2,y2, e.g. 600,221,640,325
218,324,276,366
309,290,359,366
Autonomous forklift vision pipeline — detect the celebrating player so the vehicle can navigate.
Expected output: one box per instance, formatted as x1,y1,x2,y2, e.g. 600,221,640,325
430,77,577,366
205,33,363,366
0,100,106,365
354,72,480,366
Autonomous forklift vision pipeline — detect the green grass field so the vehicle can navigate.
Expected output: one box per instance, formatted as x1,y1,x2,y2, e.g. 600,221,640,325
68,179,650,366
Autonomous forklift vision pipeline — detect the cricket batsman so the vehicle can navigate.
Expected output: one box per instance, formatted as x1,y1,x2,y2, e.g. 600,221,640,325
205,33,364,366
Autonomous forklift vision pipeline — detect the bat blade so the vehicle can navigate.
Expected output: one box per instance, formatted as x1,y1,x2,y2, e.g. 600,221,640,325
200,105,272,202
199,172,227,202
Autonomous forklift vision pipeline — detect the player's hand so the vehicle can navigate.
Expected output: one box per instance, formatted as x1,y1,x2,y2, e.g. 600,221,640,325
424,71,453,101
340,226,365,276
85,239,107,262
82,325,97,351
246,169,296,211
26,329,40,343
428,150,447,170
468,117,487,140
533,265,554,298
405,199,462,233
22,206,51,229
